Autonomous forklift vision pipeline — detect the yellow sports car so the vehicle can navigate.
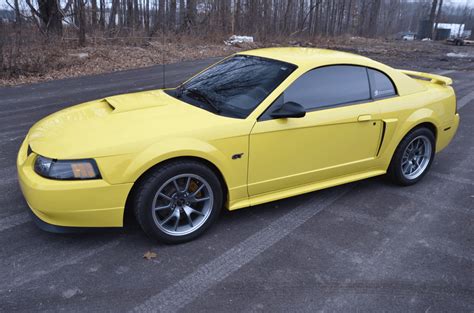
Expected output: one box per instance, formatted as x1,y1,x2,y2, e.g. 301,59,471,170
17,48,459,243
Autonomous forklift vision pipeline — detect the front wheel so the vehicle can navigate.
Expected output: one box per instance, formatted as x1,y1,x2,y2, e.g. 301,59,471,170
388,127,435,186
133,160,224,244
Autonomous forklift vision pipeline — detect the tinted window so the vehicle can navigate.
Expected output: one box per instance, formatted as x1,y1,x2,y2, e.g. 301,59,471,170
166,55,296,118
283,65,371,111
368,68,396,99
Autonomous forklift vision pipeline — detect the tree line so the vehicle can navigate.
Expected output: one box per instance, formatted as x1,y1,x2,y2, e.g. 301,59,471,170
4,0,474,45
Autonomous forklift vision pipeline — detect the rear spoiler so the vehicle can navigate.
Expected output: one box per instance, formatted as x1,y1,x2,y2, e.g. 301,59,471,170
398,69,453,86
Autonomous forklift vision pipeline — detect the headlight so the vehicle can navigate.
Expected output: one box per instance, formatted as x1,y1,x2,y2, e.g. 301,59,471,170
34,156,101,180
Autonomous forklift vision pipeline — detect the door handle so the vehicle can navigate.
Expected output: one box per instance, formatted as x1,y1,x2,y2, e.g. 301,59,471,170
358,114,372,122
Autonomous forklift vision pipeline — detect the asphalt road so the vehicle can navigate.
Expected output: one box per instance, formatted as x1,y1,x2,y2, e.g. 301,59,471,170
0,60,473,313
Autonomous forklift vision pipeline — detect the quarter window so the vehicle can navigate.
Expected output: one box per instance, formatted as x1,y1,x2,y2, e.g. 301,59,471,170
282,65,371,111
368,68,396,99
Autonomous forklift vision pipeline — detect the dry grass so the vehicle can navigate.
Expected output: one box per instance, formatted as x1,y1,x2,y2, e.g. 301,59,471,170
1,29,473,87
0,42,244,86
0,29,247,86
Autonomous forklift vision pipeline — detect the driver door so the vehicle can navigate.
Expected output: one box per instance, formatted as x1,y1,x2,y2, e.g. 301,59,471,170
248,65,383,196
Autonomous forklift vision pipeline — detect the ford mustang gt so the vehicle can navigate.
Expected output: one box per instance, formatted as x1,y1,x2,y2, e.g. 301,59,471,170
17,48,459,243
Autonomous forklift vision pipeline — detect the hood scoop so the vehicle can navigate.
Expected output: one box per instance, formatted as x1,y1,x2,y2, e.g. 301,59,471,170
104,91,168,113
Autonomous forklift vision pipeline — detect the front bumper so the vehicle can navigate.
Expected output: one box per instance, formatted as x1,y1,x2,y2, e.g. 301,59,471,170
17,139,133,228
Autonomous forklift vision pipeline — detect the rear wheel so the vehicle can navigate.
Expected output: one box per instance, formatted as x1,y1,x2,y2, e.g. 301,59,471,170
388,127,435,186
133,160,224,244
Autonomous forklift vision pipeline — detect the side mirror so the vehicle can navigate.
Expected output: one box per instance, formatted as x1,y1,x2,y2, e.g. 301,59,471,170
270,101,306,119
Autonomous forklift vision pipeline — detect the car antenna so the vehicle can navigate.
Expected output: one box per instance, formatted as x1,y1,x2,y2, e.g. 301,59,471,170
161,10,166,89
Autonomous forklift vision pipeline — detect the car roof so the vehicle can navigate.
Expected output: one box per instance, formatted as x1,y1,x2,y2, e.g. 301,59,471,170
235,47,426,98
237,47,371,67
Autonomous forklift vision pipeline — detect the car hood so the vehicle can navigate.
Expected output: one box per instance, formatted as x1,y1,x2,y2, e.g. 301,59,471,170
27,90,233,159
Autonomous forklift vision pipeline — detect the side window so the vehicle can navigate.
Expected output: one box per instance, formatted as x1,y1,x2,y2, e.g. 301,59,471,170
368,68,396,99
283,65,371,111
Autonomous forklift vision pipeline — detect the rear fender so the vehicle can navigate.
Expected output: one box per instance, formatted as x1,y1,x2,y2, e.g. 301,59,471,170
379,108,439,165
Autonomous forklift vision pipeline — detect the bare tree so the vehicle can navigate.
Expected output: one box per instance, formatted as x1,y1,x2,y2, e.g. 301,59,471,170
169,0,176,31
25,0,63,35
434,0,444,39
13,0,21,26
91,0,98,27
368,0,382,37
77,0,86,45
186,0,196,29
4,0,472,52
179,0,185,29
108,0,119,30
429,0,439,39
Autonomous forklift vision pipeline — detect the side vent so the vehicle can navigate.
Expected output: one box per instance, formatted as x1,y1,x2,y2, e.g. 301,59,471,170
376,122,386,156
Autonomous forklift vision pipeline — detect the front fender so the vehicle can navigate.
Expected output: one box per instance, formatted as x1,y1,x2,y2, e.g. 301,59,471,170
95,135,251,209
124,137,231,183
95,138,231,185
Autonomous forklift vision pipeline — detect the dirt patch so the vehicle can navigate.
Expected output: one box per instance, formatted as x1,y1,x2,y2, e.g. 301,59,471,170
280,37,474,71
0,40,243,86
1,36,473,87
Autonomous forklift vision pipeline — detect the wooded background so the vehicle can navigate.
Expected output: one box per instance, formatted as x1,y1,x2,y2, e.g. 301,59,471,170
3,0,474,45
1,0,473,82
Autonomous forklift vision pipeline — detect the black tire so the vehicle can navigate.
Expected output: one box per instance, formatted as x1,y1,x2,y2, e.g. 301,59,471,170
132,160,224,244
387,127,436,186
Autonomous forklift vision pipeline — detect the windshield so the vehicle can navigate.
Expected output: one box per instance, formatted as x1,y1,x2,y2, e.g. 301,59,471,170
166,55,297,118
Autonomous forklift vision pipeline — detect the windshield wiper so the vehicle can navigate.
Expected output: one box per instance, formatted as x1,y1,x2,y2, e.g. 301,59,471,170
184,88,221,113
175,85,185,98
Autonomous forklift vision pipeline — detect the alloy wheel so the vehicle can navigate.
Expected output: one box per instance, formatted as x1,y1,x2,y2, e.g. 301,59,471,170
151,174,214,236
401,135,432,180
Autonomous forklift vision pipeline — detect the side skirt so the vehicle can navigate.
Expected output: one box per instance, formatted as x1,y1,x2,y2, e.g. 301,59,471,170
228,169,386,210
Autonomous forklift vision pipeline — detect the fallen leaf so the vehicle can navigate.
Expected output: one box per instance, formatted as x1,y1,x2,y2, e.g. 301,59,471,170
143,251,157,260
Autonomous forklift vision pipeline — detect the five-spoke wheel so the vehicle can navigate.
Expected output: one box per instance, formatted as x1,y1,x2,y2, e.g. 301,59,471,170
133,160,224,243
152,174,213,236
